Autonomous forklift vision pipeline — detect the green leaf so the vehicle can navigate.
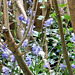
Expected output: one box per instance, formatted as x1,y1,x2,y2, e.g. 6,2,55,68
51,12,56,19
0,11,2,16
69,28,73,32
58,4,67,8
64,14,71,21
67,43,73,47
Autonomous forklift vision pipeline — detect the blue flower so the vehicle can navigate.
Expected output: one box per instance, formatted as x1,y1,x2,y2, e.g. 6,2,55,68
19,14,24,21
26,0,32,4
56,50,60,52
26,1,29,3
30,2,33,6
60,64,67,70
27,9,35,16
32,43,41,56
44,62,49,68
7,0,11,6
1,43,7,51
72,56,74,59
2,66,10,75
36,46,41,55
32,43,36,54
22,39,28,48
10,55,15,62
25,56,32,66
25,18,30,24
20,28,25,37
43,59,49,68
2,52,8,59
71,64,75,69
72,33,75,43
29,0,32,2
44,18,53,27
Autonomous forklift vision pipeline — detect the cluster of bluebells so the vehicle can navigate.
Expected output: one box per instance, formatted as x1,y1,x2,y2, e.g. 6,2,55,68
1,43,16,74
1,44,15,61
26,0,33,6
19,14,35,36
43,59,50,68
32,43,42,56
43,18,53,28
60,63,67,70
1,44,8,59
22,39,28,48
26,8,35,16
19,14,25,21
10,55,15,62
7,0,11,6
56,49,62,52
2,52,8,59
20,28,25,37
2,66,10,75
71,64,75,69
60,63,75,70
25,56,32,66
72,33,75,43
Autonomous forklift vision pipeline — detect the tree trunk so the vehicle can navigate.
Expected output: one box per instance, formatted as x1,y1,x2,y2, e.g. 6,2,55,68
67,0,75,33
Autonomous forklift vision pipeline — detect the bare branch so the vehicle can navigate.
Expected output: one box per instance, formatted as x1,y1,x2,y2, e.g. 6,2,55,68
16,0,27,20
3,0,9,29
3,29,33,75
16,0,36,48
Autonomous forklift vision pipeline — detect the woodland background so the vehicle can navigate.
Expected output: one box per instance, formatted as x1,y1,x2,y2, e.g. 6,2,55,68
0,0,75,75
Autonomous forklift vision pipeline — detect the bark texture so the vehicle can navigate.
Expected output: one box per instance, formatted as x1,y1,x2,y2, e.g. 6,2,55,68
3,29,33,75
67,0,75,33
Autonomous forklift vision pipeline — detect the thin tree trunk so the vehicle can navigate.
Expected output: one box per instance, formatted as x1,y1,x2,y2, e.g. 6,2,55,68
53,0,73,75
67,0,75,33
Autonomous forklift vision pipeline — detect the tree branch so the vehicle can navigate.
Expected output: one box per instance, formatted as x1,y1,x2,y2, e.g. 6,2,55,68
16,0,27,20
16,0,36,49
67,0,75,33
2,29,33,75
3,0,9,29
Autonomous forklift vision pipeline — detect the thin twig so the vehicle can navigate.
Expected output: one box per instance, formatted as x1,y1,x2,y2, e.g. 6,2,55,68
3,0,14,42
30,0,38,35
16,0,36,48
3,0,9,29
48,45,57,55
